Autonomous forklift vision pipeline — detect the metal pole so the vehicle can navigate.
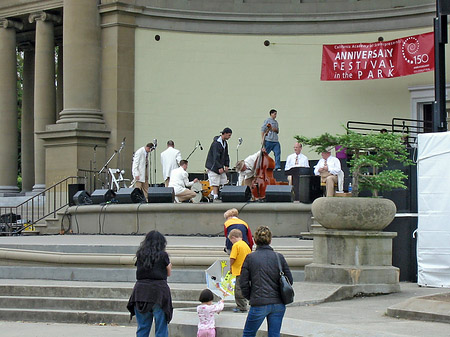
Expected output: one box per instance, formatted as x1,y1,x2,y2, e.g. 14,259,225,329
434,1,448,132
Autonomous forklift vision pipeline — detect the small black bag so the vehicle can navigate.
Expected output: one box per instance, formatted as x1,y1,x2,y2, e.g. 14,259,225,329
275,252,294,305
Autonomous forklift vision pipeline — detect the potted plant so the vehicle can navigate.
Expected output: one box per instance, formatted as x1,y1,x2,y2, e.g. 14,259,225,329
295,128,412,197
295,128,413,230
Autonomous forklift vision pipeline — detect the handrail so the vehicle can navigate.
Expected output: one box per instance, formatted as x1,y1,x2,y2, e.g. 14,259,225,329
0,176,86,236
347,117,432,147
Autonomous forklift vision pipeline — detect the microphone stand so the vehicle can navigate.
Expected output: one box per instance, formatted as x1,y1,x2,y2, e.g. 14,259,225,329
186,141,201,160
98,150,118,189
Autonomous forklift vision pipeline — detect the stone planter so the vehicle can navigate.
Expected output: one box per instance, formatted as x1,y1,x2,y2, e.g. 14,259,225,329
311,196,396,230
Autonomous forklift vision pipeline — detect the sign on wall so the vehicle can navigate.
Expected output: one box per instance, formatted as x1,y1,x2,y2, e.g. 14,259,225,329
321,32,434,81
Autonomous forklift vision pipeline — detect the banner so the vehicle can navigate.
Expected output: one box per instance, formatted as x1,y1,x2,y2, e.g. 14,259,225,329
321,32,434,81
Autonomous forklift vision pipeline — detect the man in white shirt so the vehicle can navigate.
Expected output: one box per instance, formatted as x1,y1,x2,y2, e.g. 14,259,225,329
314,149,342,197
285,143,309,185
160,140,182,187
235,151,261,187
132,143,154,200
169,159,199,203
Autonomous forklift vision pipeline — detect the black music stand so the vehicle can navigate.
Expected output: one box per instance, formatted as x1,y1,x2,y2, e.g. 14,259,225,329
284,167,313,202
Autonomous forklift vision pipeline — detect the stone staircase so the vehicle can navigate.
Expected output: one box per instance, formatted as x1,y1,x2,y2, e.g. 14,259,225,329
0,280,211,325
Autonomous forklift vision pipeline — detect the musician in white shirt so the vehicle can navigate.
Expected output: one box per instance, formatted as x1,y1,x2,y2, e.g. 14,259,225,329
285,143,309,185
160,140,182,187
168,159,199,203
236,152,260,187
314,150,342,197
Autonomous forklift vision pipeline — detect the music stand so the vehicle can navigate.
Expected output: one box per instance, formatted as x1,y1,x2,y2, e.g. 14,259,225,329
284,167,312,201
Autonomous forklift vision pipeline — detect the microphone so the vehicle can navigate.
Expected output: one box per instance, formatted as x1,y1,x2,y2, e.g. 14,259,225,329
198,140,203,150
121,137,126,146
153,139,158,148
238,137,243,145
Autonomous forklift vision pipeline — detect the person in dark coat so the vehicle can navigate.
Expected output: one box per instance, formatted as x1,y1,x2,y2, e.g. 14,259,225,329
240,226,293,337
205,127,232,201
127,231,173,337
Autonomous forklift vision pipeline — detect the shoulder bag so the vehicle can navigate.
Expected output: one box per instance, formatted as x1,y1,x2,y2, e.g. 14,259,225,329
275,252,294,305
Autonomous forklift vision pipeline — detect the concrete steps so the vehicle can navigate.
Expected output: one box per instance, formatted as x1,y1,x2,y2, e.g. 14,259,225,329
0,281,207,325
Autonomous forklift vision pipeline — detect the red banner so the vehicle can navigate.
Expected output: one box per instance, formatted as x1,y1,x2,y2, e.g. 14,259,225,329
321,32,434,81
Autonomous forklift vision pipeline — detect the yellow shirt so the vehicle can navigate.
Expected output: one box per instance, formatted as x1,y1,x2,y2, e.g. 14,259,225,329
230,239,251,276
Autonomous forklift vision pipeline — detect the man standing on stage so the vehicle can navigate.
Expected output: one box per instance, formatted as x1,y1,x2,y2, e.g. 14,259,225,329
261,109,281,171
132,142,154,200
285,142,309,185
169,160,199,203
160,140,182,187
314,149,342,197
205,127,232,201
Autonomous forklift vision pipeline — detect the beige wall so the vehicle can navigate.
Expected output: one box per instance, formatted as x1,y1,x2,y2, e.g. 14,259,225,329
135,26,445,177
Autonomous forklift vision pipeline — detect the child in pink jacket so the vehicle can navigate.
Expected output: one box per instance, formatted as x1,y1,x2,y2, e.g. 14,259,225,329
197,289,225,337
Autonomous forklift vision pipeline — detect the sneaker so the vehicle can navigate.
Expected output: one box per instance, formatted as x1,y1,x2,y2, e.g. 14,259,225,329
275,168,282,171
232,308,247,313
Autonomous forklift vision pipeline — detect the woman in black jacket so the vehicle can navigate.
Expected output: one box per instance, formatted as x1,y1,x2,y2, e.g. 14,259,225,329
127,231,173,337
240,226,293,337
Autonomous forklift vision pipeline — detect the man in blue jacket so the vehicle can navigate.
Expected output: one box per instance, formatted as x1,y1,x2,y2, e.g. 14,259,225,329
205,127,232,201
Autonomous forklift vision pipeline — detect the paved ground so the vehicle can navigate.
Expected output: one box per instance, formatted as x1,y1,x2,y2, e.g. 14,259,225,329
0,282,449,336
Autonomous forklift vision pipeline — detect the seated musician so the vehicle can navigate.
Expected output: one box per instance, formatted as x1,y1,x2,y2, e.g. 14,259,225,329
284,142,309,185
168,159,199,203
314,148,342,197
235,152,260,187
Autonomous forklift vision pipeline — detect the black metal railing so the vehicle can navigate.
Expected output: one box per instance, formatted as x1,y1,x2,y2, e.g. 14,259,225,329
0,176,86,236
346,117,433,146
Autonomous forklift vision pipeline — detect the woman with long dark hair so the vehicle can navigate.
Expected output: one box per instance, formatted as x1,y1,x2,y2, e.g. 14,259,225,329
240,226,293,337
127,231,173,337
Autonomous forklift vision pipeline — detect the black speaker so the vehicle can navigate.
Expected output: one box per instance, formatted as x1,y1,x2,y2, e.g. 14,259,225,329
68,184,85,206
91,189,116,204
116,188,146,203
298,175,322,204
147,187,175,203
265,185,294,202
220,185,251,202
73,190,92,206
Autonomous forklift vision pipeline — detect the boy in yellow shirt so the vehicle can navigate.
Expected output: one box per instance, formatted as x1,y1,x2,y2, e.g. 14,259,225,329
229,228,252,313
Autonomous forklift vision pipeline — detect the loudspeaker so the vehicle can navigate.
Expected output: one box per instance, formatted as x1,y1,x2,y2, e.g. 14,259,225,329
220,185,251,202
298,175,321,204
439,1,450,15
73,190,92,206
68,184,85,206
91,189,116,204
116,188,146,204
265,185,294,202
147,187,175,203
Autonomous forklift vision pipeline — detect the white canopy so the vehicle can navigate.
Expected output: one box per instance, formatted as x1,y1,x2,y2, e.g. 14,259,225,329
417,131,450,287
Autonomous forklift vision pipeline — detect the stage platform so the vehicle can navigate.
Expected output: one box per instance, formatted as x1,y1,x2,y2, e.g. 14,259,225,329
63,202,313,236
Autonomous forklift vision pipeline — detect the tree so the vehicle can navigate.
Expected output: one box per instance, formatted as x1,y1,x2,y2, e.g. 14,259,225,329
295,128,413,197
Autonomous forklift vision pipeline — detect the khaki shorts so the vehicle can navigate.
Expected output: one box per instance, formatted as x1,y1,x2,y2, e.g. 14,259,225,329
207,170,228,186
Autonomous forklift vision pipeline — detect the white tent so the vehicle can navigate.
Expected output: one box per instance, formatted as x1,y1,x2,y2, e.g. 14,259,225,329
417,131,450,287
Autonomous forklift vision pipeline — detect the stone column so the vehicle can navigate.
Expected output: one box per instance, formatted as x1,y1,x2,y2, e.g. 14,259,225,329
21,45,35,192
39,0,109,192
0,19,22,194
56,42,63,121
29,12,60,192
58,0,103,123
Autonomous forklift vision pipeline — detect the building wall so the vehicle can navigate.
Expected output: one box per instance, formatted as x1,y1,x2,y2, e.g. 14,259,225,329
135,26,445,176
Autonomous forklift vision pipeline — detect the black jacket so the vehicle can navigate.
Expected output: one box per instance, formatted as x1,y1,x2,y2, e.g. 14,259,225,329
205,136,230,174
239,245,293,306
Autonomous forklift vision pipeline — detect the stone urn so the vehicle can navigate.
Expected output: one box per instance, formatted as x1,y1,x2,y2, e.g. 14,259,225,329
311,196,397,230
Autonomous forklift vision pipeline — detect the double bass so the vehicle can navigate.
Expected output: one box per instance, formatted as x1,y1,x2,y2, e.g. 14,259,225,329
250,124,278,200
